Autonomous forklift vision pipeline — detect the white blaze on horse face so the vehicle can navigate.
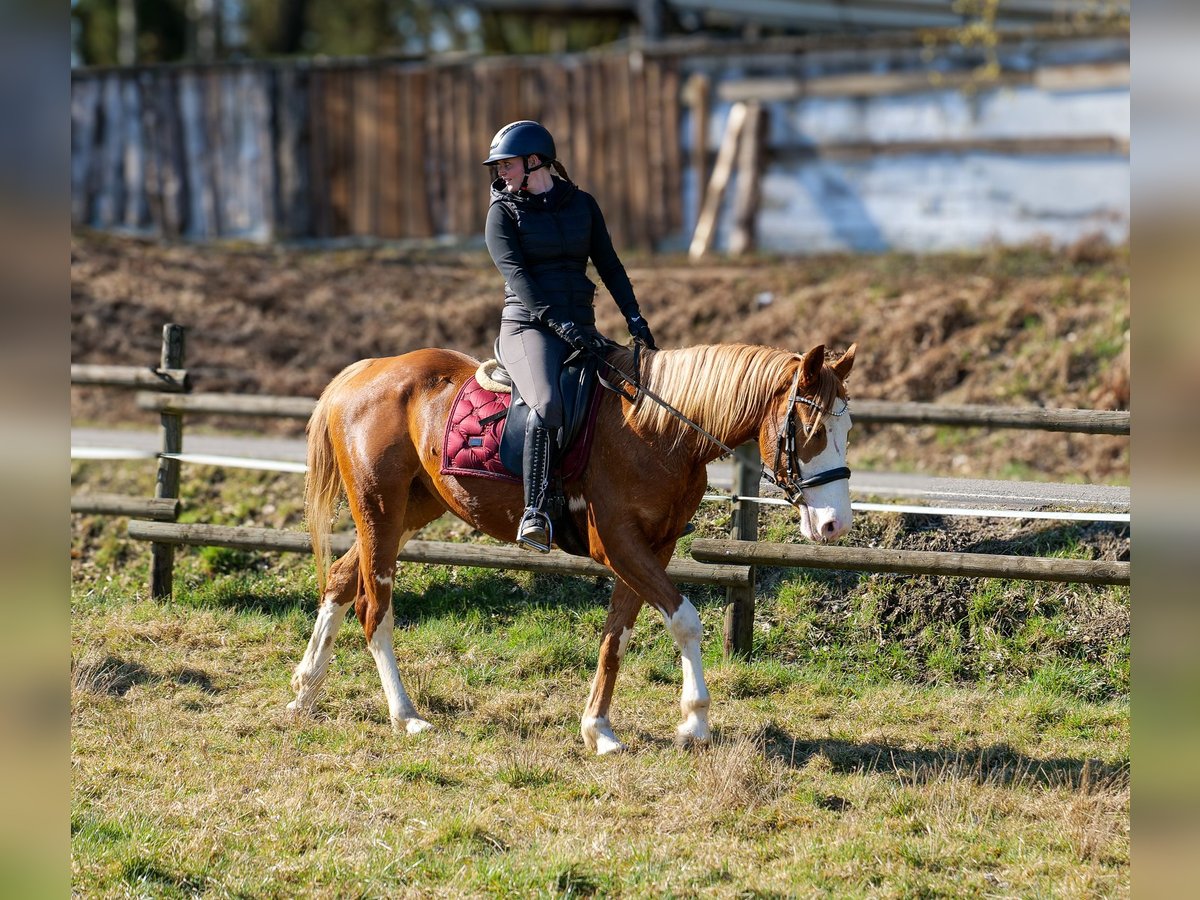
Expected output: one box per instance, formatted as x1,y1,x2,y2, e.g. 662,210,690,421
799,411,853,543
661,597,711,745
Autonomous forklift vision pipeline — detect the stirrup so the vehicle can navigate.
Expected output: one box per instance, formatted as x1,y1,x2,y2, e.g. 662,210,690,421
516,508,553,553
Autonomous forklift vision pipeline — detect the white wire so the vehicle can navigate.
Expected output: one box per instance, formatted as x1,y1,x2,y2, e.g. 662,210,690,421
72,447,1129,523
72,446,307,473
701,493,1129,523
160,452,309,474
71,446,158,460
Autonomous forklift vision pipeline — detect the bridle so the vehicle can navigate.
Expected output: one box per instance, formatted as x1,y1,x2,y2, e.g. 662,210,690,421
593,346,851,509
767,365,851,506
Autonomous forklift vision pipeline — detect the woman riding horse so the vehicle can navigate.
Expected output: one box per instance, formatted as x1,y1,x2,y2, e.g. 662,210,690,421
483,120,657,552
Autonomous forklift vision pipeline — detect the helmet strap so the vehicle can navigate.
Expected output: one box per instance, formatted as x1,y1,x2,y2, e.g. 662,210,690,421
519,155,551,192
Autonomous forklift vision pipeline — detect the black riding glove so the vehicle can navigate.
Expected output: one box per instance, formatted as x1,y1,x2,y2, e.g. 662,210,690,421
550,320,606,355
627,314,657,350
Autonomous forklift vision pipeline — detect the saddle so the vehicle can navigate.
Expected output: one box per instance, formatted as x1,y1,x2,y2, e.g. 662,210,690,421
497,348,599,477
440,344,603,557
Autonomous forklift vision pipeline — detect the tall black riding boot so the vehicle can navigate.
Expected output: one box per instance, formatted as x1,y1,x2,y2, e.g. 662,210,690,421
516,414,555,552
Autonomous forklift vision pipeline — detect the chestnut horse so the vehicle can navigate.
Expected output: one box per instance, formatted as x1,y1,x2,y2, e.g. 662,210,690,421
290,341,856,754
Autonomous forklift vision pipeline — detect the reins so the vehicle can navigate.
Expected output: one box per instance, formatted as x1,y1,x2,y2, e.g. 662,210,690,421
589,343,851,507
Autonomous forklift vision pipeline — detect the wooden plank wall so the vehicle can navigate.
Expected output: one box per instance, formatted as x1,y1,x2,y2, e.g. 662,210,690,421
71,54,684,250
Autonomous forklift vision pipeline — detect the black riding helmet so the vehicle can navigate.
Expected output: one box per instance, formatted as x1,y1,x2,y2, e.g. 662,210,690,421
483,120,557,192
482,120,556,166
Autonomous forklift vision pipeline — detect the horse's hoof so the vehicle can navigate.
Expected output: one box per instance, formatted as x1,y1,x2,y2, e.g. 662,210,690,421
397,717,433,735
594,734,626,756
286,699,312,717
675,719,712,749
582,716,624,755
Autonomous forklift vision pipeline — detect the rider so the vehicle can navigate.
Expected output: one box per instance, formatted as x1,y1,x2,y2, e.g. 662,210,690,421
483,120,657,552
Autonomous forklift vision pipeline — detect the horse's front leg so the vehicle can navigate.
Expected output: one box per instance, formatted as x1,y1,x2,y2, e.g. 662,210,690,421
581,581,642,755
659,592,711,747
596,538,712,750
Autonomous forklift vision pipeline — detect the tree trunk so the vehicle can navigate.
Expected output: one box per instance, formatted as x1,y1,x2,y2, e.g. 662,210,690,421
189,0,219,62
276,0,308,55
117,0,137,66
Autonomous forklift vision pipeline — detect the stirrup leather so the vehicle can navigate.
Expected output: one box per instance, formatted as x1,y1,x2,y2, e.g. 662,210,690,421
517,507,553,553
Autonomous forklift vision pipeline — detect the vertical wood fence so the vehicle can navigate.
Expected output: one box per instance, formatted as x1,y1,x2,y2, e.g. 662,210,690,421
71,55,684,250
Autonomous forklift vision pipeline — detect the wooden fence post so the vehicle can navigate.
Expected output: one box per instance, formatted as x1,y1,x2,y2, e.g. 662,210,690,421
689,101,747,261
729,101,766,257
683,72,710,231
150,324,185,599
724,442,760,658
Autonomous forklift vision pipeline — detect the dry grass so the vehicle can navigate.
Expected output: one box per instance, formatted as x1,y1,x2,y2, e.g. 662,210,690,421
71,573,1129,897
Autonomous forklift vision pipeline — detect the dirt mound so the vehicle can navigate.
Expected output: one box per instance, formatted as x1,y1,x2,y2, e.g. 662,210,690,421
70,232,1129,484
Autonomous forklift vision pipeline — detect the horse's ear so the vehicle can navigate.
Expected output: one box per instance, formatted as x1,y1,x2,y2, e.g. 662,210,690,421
831,343,856,381
799,344,825,385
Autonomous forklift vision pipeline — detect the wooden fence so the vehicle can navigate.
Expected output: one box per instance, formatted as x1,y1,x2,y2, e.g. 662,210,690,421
72,324,1130,655
131,391,1131,435
70,54,683,250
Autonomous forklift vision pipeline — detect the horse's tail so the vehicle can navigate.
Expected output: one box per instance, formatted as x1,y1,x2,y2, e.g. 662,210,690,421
305,359,372,594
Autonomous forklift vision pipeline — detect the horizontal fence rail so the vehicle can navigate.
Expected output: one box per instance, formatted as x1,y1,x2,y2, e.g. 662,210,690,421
137,391,318,418
72,364,190,392
71,494,180,521
126,521,752,588
851,400,1129,435
690,539,1129,586
130,389,1131,435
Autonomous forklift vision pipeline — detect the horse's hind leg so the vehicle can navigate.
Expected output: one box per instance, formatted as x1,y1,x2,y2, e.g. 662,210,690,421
289,543,359,716
580,580,642,755
353,480,443,735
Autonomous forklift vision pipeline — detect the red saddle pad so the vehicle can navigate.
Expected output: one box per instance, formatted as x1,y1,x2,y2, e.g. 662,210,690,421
439,375,601,484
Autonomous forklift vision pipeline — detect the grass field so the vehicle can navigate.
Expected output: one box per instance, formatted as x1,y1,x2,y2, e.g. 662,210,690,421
71,463,1129,897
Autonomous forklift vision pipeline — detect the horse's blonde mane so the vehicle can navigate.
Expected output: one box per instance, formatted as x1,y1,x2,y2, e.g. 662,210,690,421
605,343,846,455
606,344,784,451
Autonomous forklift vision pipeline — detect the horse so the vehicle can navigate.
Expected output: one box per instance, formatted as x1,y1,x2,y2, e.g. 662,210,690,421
289,341,856,754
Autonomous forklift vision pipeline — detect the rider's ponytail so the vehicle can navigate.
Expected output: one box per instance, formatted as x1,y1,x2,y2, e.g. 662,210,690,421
550,160,575,185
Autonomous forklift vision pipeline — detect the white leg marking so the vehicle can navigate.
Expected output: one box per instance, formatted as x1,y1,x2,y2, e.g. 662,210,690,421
375,574,393,587
289,598,349,714
581,715,625,755
568,494,588,514
579,626,634,756
367,606,432,735
616,626,632,660
663,597,712,746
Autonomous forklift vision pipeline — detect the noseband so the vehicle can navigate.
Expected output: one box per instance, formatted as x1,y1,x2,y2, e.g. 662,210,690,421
765,366,851,507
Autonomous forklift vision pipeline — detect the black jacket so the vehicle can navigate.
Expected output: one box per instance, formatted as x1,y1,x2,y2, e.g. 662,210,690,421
485,178,640,328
